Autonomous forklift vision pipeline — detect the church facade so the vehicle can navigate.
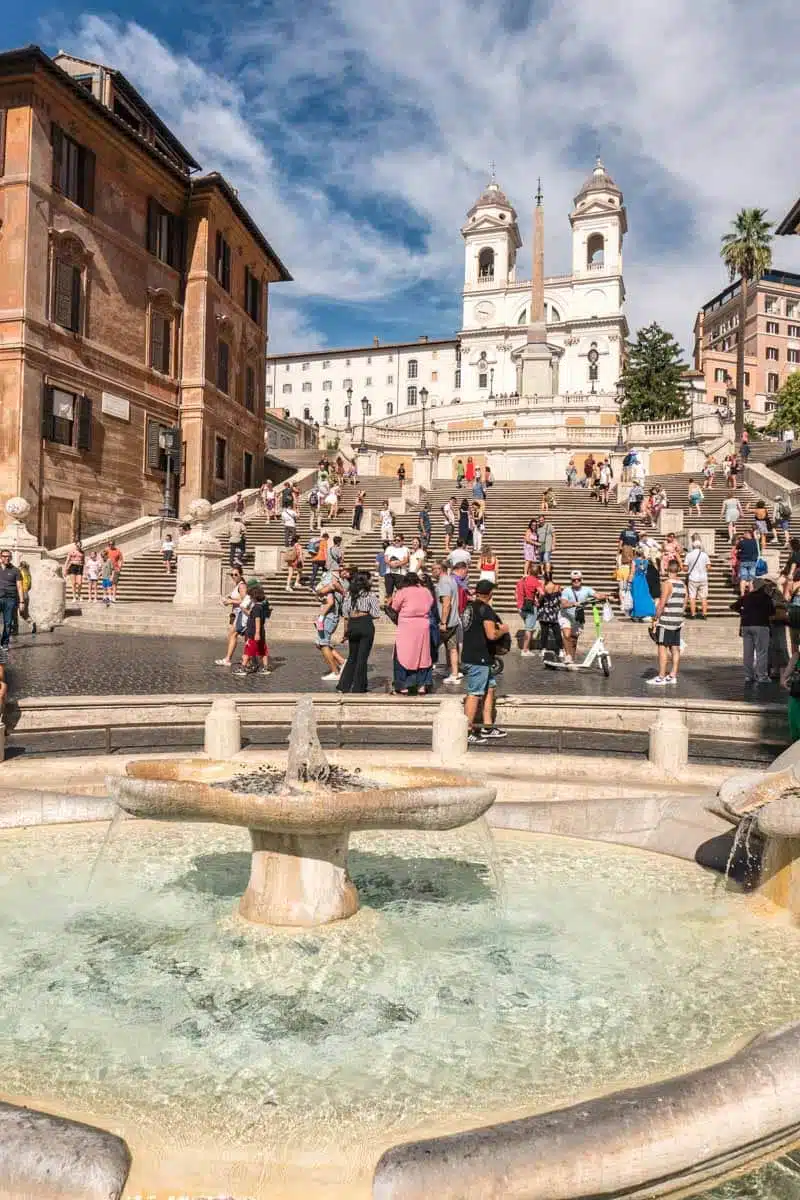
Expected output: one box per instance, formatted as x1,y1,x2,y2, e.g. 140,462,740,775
266,160,628,427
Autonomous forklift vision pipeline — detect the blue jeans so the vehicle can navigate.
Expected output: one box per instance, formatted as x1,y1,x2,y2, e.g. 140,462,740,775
0,596,17,647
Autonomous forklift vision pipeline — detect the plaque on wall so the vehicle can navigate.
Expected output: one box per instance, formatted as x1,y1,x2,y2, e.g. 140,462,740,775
101,392,131,421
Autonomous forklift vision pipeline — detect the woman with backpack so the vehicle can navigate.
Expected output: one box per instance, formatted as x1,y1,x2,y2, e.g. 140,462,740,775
215,566,248,667
687,478,704,516
285,535,304,591
773,495,793,547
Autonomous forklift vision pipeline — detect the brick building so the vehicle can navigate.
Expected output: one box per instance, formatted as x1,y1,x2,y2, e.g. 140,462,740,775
693,270,800,422
0,45,290,546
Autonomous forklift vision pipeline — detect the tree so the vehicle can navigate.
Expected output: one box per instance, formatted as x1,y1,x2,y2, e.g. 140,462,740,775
766,371,800,437
618,322,688,424
720,208,773,441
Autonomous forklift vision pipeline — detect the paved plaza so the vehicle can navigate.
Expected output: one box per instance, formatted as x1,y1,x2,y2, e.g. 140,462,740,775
3,627,785,705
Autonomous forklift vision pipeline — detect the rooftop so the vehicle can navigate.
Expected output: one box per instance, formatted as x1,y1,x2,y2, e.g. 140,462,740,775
702,268,800,313
267,336,457,363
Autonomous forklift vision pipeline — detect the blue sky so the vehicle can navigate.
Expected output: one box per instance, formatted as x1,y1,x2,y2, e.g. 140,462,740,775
8,1,800,353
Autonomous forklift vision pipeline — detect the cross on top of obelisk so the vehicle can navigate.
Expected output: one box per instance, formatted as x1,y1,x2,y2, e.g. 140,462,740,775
489,159,496,183
535,178,543,206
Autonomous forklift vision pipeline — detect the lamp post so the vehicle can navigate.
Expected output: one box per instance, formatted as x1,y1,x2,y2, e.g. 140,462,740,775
489,368,494,399
419,386,429,454
615,380,625,451
687,380,697,445
158,426,180,519
588,347,599,395
346,385,353,434
359,395,368,453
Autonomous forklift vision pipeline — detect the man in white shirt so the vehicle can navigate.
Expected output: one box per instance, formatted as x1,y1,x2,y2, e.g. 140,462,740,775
631,460,646,488
685,534,710,620
281,503,298,547
784,428,795,457
441,497,457,553
384,535,410,598
448,542,472,569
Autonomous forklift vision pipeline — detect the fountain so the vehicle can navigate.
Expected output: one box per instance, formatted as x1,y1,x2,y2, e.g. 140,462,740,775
718,763,800,919
109,699,495,927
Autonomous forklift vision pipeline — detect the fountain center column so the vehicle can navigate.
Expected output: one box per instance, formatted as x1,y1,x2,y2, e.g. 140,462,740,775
241,829,358,926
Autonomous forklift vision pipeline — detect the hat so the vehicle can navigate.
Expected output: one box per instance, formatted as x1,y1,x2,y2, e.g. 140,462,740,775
570,570,583,580
476,579,494,595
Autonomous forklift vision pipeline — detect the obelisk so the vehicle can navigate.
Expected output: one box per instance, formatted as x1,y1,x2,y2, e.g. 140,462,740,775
519,179,555,397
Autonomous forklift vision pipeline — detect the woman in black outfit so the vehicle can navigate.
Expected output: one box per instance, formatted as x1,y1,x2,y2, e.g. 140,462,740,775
337,571,381,693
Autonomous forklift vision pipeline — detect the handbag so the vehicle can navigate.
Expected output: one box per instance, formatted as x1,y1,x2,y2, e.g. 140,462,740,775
755,558,768,577
621,588,634,615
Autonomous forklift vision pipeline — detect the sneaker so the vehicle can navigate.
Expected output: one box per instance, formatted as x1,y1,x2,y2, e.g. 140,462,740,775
520,649,533,657
481,727,508,739
444,674,463,685
468,731,488,745
321,671,340,681
647,676,668,685
232,668,251,677
215,658,232,666
664,675,677,684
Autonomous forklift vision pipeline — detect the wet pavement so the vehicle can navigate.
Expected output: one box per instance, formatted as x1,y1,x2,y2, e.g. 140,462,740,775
2,628,785,706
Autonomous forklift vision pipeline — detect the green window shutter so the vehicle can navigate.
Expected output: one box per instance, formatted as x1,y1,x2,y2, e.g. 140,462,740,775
51,123,64,190
70,265,82,332
53,259,75,328
77,395,93,451
146,418,162,470
150,314,164,371
81,146,96,212
146,198,158,255
41,384,55,441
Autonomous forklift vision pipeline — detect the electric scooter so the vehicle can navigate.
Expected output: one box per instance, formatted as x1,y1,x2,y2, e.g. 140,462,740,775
543,603,612,677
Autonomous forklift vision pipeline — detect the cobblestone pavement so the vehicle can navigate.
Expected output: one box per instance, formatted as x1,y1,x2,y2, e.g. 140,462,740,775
2,628,785,705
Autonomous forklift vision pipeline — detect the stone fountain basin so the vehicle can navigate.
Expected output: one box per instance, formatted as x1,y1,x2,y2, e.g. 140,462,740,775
112,758,494,833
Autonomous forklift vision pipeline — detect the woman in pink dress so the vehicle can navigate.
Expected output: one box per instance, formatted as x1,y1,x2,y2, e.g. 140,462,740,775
465,456,476,484
390,576,434,694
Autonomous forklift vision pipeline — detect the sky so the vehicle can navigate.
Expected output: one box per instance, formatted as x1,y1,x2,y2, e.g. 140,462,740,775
8,0,800,355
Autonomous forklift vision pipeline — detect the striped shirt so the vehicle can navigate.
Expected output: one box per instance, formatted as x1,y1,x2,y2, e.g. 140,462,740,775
658,579,686,629
342,592,381,619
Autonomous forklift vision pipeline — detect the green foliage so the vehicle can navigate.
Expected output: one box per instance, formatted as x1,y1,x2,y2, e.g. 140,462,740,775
618,323,688,423
766,372,800,436
720,208,773,283
325,437,340,451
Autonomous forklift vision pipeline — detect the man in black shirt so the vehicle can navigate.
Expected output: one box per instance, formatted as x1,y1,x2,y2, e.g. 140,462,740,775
733,580,774,685
461,579,509,745
0,550,24,656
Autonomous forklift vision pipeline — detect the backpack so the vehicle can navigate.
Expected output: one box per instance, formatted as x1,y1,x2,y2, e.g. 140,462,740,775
780,501,792,519
308,489,319,508
456,580,469,615
282,486,292,507
307,537,320,554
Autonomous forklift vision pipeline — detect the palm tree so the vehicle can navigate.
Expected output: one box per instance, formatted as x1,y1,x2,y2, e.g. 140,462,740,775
720,209,773,440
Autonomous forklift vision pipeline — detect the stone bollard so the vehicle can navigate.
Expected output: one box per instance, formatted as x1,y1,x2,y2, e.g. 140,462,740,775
432,697,468,763
205,698,241,758
648,707,688,772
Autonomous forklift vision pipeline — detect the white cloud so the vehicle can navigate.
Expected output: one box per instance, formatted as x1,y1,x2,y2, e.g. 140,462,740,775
60,2,800,354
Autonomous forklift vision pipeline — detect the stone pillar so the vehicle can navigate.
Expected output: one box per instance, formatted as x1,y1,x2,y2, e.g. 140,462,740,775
648,707,689,772
0,498,65,632
204,698,241,758
254,546,284,576
356,449,379,477
658,509,684,535
687,529,716,557
173,499,225,608
432,697,469,763
412,455,433,490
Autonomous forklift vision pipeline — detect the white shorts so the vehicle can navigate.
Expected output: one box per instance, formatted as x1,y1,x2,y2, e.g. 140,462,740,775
688,579,708,601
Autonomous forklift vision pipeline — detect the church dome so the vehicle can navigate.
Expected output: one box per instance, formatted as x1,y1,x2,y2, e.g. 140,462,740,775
467,179,517,220
574,158,622,205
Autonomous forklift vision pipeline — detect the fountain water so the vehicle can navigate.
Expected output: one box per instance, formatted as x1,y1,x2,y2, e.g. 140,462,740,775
109,699,496,927
718,766,800,919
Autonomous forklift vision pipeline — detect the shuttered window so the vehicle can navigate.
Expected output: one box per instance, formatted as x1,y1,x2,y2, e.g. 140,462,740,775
146,418,170,472
146,198,184,269
42,386,91,450
51,124,95,211
243,452,254,489
53,260,82,332
244,267,260,322
150,313,171,374
215,232,231,291
214,436,227,482
245,365,256,412
217,339,230,394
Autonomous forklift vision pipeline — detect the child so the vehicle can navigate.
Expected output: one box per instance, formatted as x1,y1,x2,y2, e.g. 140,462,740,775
234,585,271,675
84,551,101,602
688,479,704,517
162,533,175,573
100,552,114,605
537,579,565,660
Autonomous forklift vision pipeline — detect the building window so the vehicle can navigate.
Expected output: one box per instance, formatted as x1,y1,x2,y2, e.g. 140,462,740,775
217,339,230,394
587,232,605,267
285,363,291,371
407,386,417,406
149,312,172,374
147,199,183,269
387,402,394,415
344,403,351,421
343,378,353,389
432,350,439,360
302,381,312,393
407,359,418,379
789,324,800,338
214,436,227,482
244,267,260,322
788,302,797,319
322,380,332,391
765,297,778,314
323,401,330,423
478,247,494,279
215,232,231,291
789,349,800,364
365,376,372,386
766,321,780,335
303,407,311,420
387,374,394,385
245,365,256,412
767,372,780,393
51,125,95,212
322,360,331,368
714,368,727,382
145,418,175,472
431,370,438,382
388,355,394,363
345,358,351,366
113,95,142,133
42,386,92,450
266,384,273,395
478,372,488,389
367,356,372,365
52,258,82,332
766,347,779,361
744,372,750,385
714,394,727,404
282,383,292,395
302,361,310,371
455,368,461,388
243,451,254,489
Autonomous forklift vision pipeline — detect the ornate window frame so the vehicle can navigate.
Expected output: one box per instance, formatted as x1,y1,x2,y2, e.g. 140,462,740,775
48,228,93,336
146,287,181,377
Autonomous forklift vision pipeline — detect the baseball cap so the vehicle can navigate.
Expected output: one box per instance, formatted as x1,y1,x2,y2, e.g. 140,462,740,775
476,579,494,595
570,570,583,580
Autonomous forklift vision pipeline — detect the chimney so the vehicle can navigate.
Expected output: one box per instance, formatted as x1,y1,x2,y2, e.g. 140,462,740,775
418,335,429,343
373,336,380,347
